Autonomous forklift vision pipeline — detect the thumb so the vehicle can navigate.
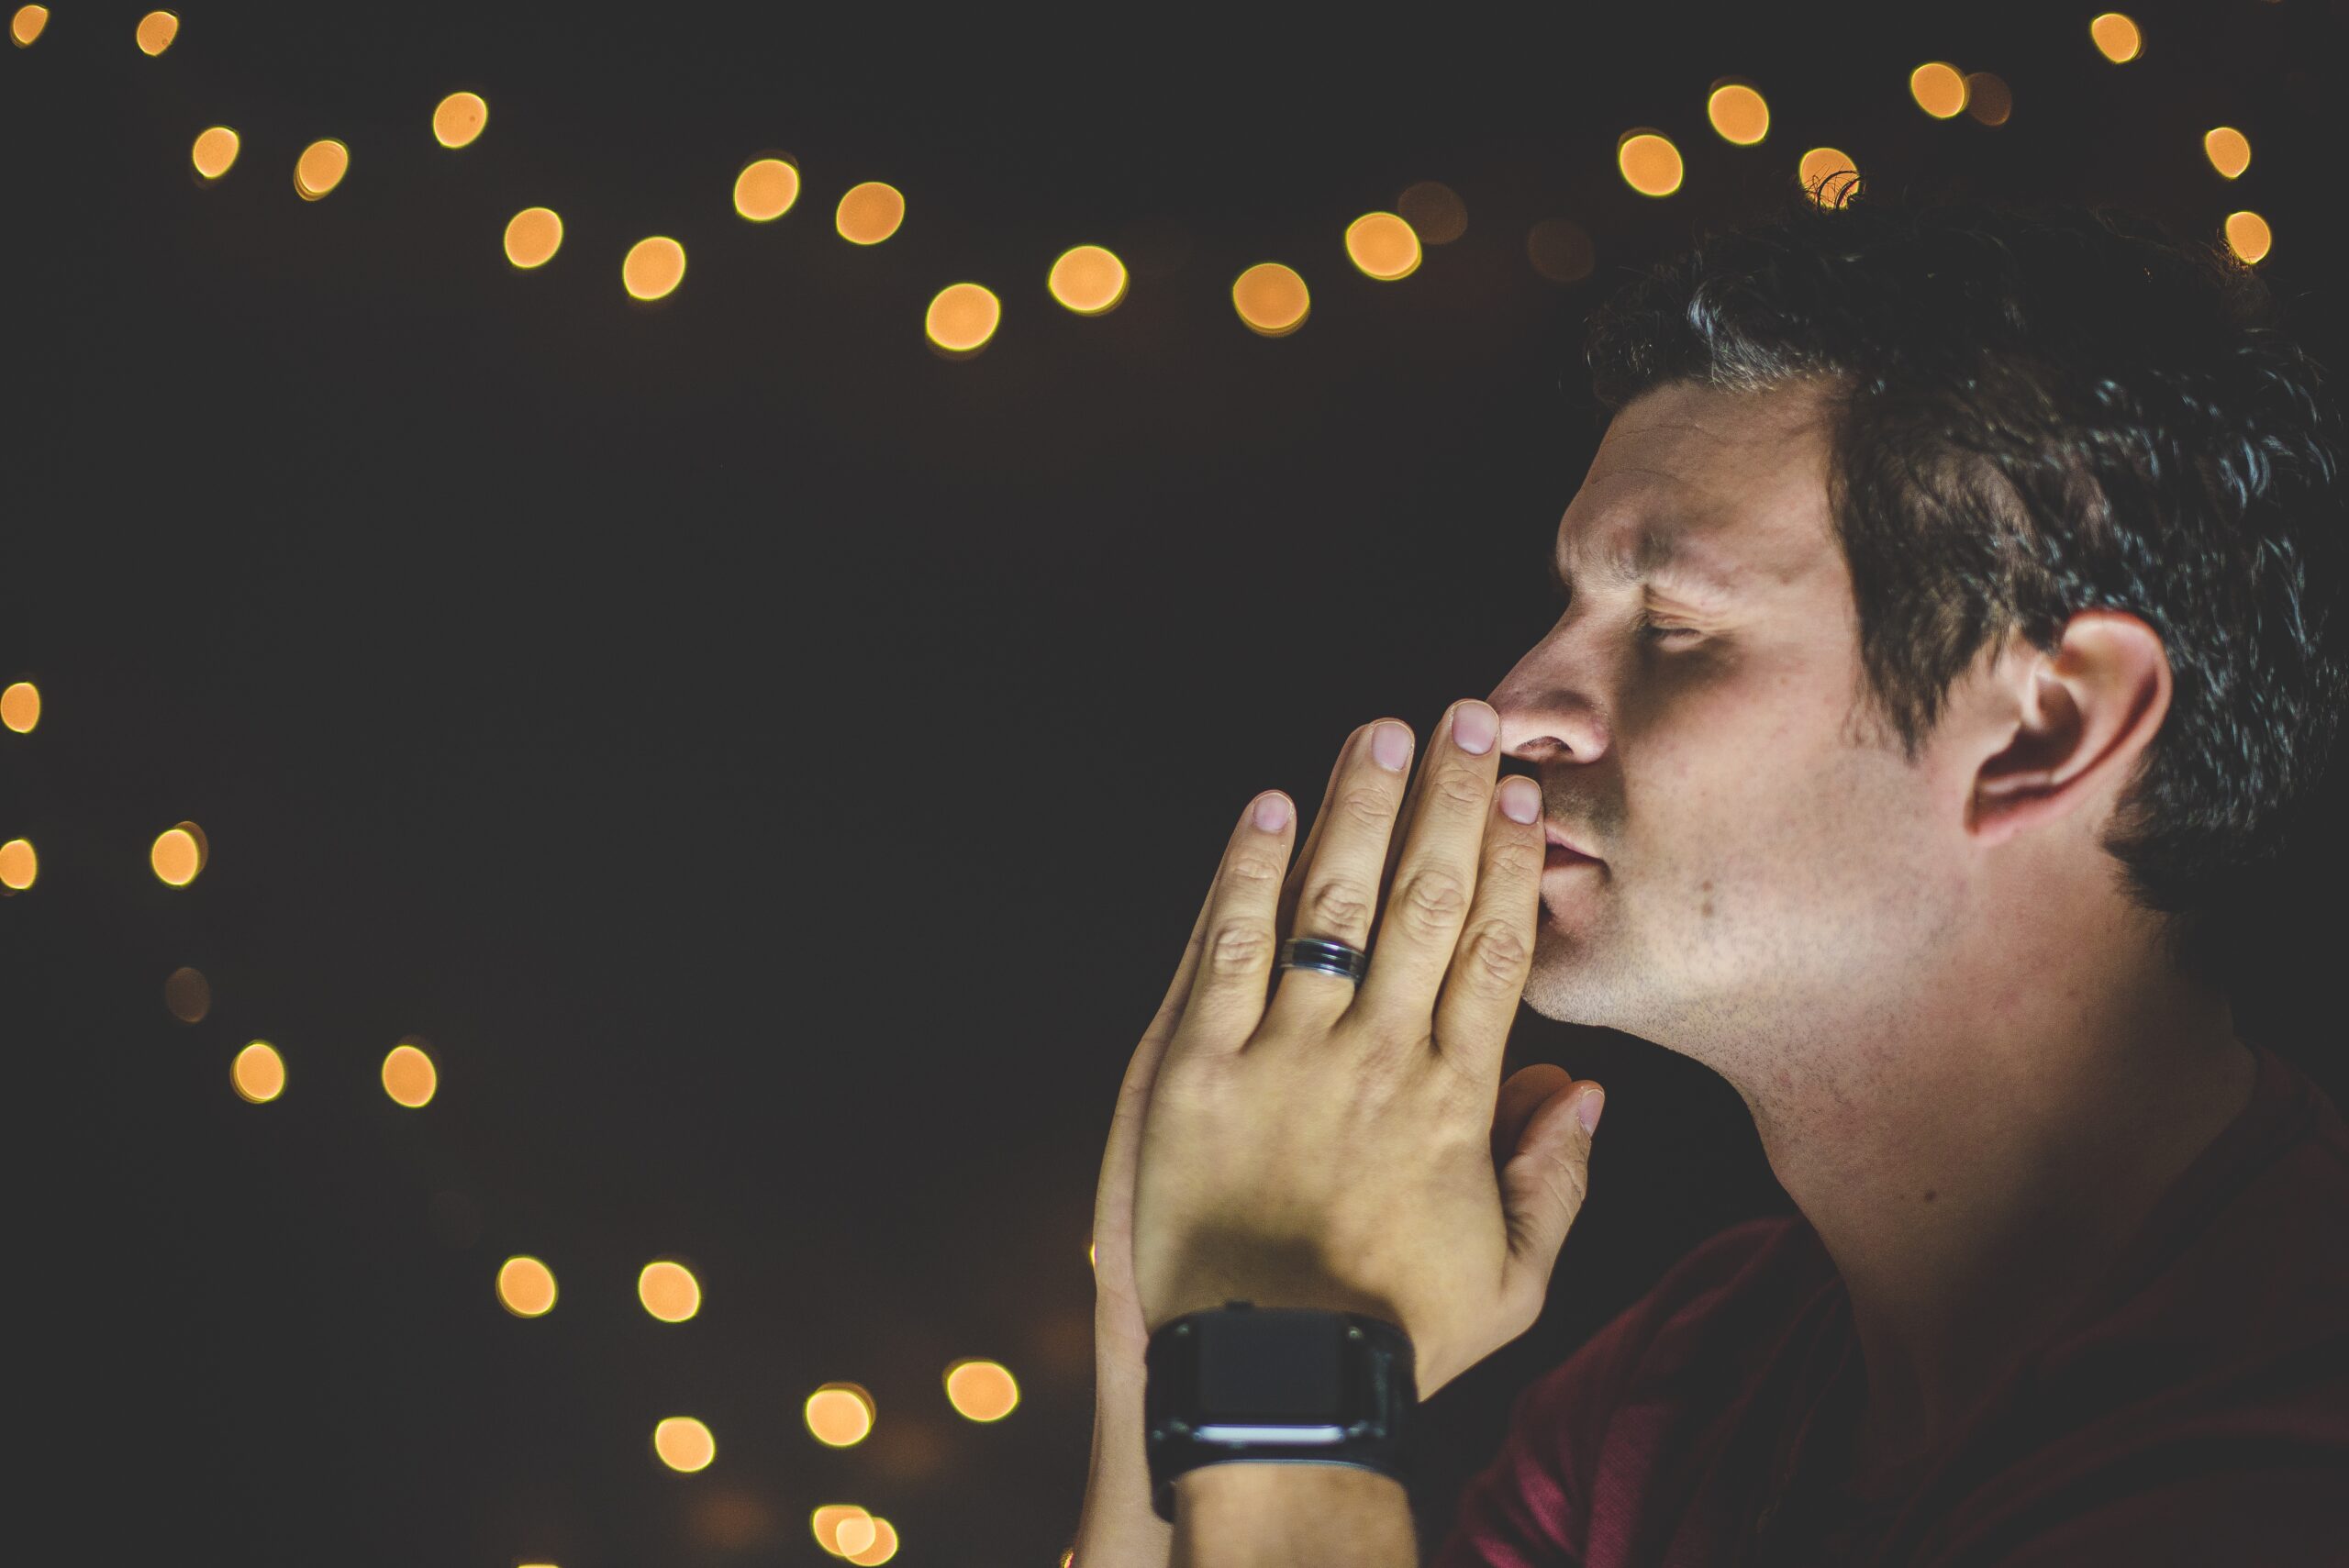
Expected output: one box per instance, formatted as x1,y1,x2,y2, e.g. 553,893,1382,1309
1497,1079,1604,1283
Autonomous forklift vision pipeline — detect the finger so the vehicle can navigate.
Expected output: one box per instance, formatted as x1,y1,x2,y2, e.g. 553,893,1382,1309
1173,788,1297,1055
1270,725,1370,996
1353,699,1506,1030
1422,770,1549,1087
1262,716,1416,1034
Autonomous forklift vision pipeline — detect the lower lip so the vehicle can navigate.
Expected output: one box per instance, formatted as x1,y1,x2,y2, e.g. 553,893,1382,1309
1544,844,1599,869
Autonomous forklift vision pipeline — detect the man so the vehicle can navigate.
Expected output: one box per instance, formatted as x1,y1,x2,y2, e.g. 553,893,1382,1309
1074,185,2349,1566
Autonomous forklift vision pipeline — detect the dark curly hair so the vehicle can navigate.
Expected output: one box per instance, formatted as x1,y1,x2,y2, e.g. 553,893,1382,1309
1583,174,2347,1001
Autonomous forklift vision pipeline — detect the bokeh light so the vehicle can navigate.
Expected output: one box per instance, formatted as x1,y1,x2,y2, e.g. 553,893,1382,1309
382,1042,438,1107
1230,262,1308,337
1343,212,1420,281
151,823,206,885
164,965,211,1023
497,1256,559,1317
231,1041,285,1104
0,839,36,891
1046,245,1127,315
1799,148,1862,206
639,1260,702,1322
2204,127,2252,180
191,127,240,181
295,139,350,200
1616,131,1683,196
1965,72,2013,127
654,1417,716,1473
734,158,801,221
1396,181,1466,244
813,1506,876,1557
845,1518,900,1565
836,182,905,245
135,11,177,55
806,1383,876,1447
10,6,46,47
1909,62,1968,119
1707,82,1770,145
433,92,488,149
1527,218,1595,284
623,237,686,300
2090,13,2143,64
2224,210,2272,264
0,681,38,732
943,1359,1019,1421
504,207,563,269
925,283,1000,354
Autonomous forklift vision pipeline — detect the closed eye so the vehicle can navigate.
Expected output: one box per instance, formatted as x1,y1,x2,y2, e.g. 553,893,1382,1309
1636,617,1699,643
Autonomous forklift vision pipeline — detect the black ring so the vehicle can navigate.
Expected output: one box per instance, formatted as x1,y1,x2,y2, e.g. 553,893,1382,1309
1277,935,1369,986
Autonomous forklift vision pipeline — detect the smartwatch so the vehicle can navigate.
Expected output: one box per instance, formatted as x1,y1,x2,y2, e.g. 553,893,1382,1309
1142,1299,1417,1522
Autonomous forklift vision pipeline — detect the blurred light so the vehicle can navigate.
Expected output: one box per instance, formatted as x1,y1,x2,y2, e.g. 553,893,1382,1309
0,681,38,732
433,92,488,149
654,1417,716,1473
1909,62,1967,119
639,1260,701,1322
1230,262,1308,337
1087,1239,1096,1268
504,207,563,269
845,1518,900,1565
295,139,350,200
2224,211,2272,264
943,1359,1019,1421
2204,127,2252,179
0,839,36,891
1046,245,1128,315
735,158,801,221
1343,212,1420,281
151,823,206,885
1707,82,1769,145
1965,72,2013,127
1526,218,1595,284
812,1506,875,1557
623,237,685,300
1616,131,1683,197
135,11,177,55
924,283,1000,354
164,965,211,1023
1396,181,1466,243
1798,148,1861,207
497,1255,558,1317
2090,13,2142,63
9,6,45,47
836,182,905,245
806,1383,876,1447
191,127,240,181
382,1042,438,1107
232,1041,285,1103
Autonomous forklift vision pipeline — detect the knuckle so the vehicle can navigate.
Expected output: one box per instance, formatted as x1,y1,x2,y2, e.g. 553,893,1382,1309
1336,785,1392,833
1206,920,1275,978
1225,851,1286,889
1395,865,1471,929
1301,877,1375,934
1460,917,1531,983
1433,767,1489,813
1489,835,1546,880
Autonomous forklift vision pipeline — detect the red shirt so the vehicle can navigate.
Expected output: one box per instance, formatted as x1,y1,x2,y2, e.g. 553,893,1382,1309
1431,1039,2349,1566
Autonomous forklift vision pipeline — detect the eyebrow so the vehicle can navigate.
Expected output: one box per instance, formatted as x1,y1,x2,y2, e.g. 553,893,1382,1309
1548,525,1734,599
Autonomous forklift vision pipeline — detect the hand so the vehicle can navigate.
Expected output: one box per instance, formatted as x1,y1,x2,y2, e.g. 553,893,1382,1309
1104,700,1605,1399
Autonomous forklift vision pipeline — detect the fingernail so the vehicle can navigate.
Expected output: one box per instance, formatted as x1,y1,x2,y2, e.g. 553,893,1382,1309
1252,793,1290,831
1371,720,1412,772
1453,702,1497,754
1500,776,1542,824
1575,1089,1605,1135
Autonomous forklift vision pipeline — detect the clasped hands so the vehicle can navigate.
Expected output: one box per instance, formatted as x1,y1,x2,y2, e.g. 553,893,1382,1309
1092,699,1606,1403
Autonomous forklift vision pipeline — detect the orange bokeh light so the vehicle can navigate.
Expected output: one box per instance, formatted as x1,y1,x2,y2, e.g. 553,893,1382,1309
151,824,205,885
639,1260,701,1322
844,1517,899,1564
805,1384,875,1447
2224,211,2272,264
1231,262,1308,337
1707,83,1769,145
943,1359,1019,1421
0,681,38,732
2090,13,2143,63
1046,245,1128,315
295,139,350,200
0,839,38,891
505,207,563,269
10,6,47,47
1396,180,1466,243
232,1041,285,1103
382,1042,437,1107
654,1417,716,1472
836,182,905,245
192,127,240,180
812,1505,876,1557
135,11,178,55
2204,128,2251,180
1343,212,1420,281
1909,62,1968,119
433,92,488,149
1799,148,1861,207
497,1256,559,1317
735,158,801,221
1617,131,1683,196
623,237,686,300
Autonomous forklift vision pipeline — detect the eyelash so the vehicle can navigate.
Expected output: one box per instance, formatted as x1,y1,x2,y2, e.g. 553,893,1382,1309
1552,587,1698,644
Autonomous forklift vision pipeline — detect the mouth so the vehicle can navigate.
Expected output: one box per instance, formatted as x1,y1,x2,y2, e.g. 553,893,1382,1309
1542,825,1600,864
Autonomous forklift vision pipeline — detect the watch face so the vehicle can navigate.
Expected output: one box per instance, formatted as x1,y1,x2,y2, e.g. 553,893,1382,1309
1195,1311,1349,1424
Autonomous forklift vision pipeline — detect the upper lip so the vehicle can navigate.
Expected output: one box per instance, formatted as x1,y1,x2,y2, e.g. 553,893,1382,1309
1542,824,1600,860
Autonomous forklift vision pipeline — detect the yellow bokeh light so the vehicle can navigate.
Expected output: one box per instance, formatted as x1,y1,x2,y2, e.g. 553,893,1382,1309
1965,72,2013,127
1,681,39,732
2224,211,2272,264
943,1359,1019,1421
836,182,905,245
1799,148,1862,207
232,1041,285,1104
845,1517,900,1565
504,207,563,269
623,237,686,300
10,6,46,47
497,1255,559,1317
295,139,350,200
151,823,206,885
382,1042,438,1107
2204,128,2251,180
2090,13,2143,64
1047,245,1128,315
1231,262,1308,338
135,11,178,55
806,1383,875,1447
192,127,240,181
925,283,1000,354
735,158,801,221
812,1506,876,1557
1087,1238,1096,1268
654,1417,716,1473
1707,83,1769,145
1617,131,1683,197
164,965,211,1023
1396,181,1466,244
433,92,488,149
639,1260,702,1322
0,839,36,891
1909,62,1968,119
1527,218,1595,285
1343,212,1421,281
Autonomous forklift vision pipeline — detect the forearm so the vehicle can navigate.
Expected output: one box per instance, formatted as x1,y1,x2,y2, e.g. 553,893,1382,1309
1172,1462,1419,1568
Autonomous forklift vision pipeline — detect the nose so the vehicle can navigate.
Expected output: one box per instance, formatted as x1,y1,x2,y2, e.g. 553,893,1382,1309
1487,664,1609,773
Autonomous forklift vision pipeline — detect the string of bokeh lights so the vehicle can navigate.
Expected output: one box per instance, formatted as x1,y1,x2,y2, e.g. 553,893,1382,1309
0,7,2294,1562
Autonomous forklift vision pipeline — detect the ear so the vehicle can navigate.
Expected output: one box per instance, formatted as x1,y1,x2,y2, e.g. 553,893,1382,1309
1969,609,2171,849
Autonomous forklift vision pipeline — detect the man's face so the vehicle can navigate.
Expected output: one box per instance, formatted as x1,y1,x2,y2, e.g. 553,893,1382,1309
1490,375,1972,1059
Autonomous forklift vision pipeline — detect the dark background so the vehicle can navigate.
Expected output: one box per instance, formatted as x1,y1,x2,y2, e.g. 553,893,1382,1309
6,3,2345,1563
